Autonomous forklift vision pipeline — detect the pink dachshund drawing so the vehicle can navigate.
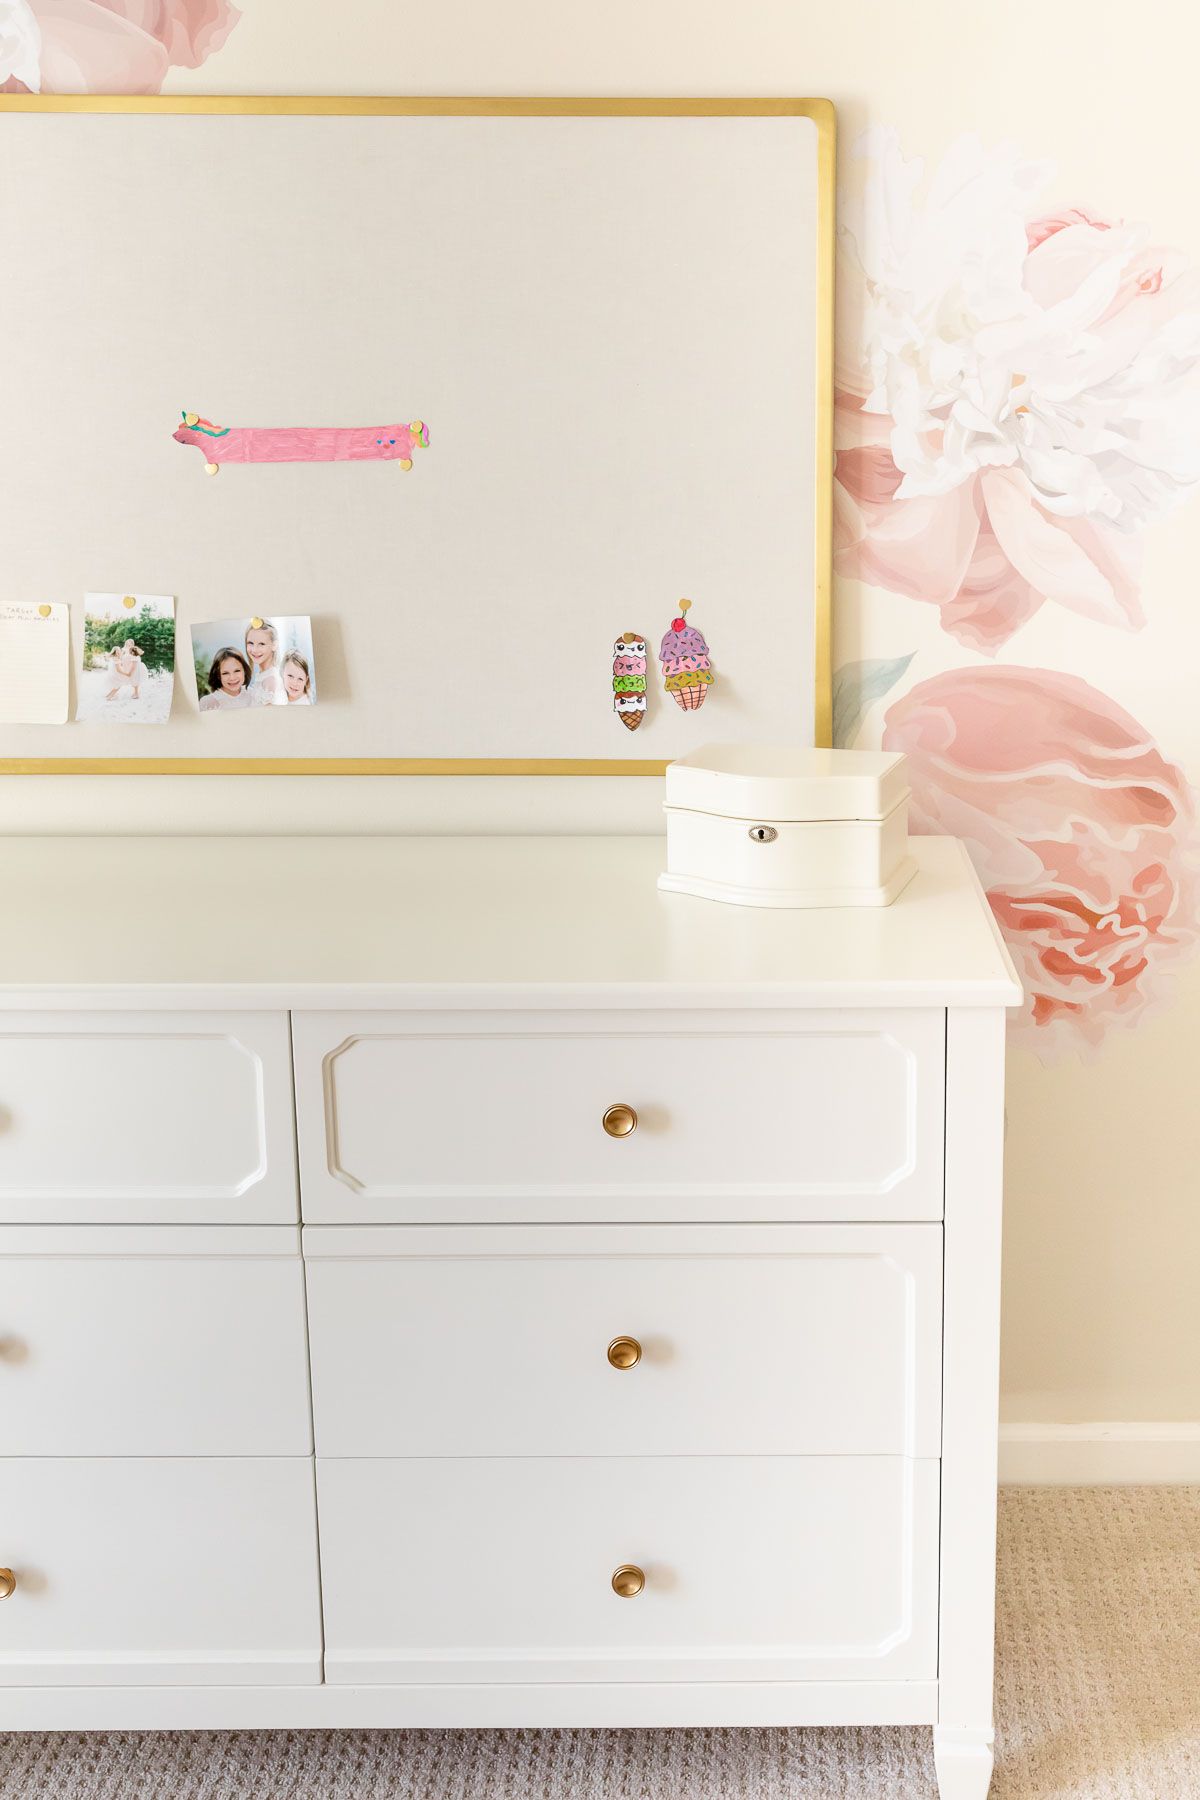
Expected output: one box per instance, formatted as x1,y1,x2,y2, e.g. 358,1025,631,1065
172,412,430,474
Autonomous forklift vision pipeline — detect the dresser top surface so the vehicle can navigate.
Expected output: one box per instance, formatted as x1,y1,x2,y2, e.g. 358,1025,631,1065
0,832,1020,1010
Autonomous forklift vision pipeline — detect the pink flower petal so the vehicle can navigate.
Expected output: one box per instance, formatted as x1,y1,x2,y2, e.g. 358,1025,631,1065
834,445,904,507
981,467,1143,629
883,665,1198,1057
28,0,241,91
33,0,167,90
938,518,1044,655
836,476,984,609
1025,206,1114,252
106,0,240,69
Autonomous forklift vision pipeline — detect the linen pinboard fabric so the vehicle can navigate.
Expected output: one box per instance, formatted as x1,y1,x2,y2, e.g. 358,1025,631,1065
0,108,819,761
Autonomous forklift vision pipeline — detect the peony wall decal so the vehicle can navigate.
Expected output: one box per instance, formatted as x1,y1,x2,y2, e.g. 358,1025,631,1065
0,0,241,95
883,667,1198,1055
836,129,1200,656
835,129,1200,1057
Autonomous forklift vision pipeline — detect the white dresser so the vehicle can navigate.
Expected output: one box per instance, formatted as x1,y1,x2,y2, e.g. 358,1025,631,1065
0,833,1019,1800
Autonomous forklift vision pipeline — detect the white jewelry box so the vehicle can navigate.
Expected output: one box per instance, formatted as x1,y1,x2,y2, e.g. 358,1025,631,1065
658,744,918,908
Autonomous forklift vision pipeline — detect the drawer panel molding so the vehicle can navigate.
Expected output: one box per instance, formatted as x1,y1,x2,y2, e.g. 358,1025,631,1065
304,1223,943,1459
0,1226,311,1456
294,1010,945,1223
317,1455,940,1686
0,1012,297,1223
0,1459,322,1687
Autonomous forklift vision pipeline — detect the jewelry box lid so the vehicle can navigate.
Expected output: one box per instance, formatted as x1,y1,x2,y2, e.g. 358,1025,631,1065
663,744,910,823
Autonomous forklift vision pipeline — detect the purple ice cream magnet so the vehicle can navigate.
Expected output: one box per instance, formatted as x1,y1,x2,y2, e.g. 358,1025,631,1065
659,598,714,712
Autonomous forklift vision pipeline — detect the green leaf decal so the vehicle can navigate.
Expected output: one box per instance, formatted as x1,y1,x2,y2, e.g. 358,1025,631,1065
832,653,916,747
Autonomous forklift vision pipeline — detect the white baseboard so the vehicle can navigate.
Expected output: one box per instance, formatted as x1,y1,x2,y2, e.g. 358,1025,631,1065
1000,1422,1200,1484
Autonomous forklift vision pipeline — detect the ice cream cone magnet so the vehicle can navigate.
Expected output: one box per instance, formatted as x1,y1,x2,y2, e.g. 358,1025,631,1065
612,631,648,732
659,599,714,711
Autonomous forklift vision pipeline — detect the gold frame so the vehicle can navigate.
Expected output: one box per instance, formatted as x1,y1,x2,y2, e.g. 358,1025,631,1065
0,94,835,776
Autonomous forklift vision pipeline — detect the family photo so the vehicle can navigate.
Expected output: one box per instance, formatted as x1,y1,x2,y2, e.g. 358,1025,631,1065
74,592,175,725
191,615,317,713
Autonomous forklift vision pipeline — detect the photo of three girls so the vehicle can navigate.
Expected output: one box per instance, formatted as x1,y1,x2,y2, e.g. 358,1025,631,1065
192,616,317,713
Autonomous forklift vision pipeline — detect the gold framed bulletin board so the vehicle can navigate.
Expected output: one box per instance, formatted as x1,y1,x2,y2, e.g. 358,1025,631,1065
0,96,834,775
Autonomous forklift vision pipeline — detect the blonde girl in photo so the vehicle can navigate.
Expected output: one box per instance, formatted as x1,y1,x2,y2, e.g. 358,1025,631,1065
282,651,313,704
244,619,285,706
105,639,143,703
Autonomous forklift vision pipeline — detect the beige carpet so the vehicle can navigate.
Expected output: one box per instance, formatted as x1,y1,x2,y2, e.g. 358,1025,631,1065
2,1488,1197,1799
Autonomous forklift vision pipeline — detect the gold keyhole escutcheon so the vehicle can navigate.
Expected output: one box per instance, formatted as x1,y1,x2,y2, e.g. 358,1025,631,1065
611,1564,645,1598
602,1104,637,1138
607,1336,642,1370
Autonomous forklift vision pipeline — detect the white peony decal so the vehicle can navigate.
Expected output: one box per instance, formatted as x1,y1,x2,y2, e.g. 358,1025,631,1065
0,0,41,90
836,129,1200,653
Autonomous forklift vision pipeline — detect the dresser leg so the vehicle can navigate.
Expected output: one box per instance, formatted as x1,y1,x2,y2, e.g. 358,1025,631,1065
933,1726,994,1799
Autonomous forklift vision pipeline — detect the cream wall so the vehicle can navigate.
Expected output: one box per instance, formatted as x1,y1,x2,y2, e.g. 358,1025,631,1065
6,0,1199,1427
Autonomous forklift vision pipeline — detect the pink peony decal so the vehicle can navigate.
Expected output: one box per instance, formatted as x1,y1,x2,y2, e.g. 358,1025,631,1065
836,130,1200,654
0,0,240,95
883,666,1198,1054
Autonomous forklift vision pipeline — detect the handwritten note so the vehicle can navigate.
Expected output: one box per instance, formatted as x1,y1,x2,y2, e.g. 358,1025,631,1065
0,602,69,724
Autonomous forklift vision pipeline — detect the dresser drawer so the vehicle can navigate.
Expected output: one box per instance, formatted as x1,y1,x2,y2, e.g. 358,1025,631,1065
0,1227,311,1456
0,1012,297,1223
0,1458,321,1686
293,1010,945,1222
317,1454,939,1684
304,1223,942,1458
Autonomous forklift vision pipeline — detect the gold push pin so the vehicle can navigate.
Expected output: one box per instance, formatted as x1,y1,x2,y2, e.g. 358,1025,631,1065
250,617,264,630
399,459,413,471
184,412,199,427
122,595,136,609
37,604,51,618
204,461,219,476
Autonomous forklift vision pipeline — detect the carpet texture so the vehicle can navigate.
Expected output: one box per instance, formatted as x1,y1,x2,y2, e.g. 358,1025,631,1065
2,1487,1198,1798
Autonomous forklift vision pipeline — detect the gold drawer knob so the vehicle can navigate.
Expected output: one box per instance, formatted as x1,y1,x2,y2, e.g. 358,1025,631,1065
602,1104,638,1138
611,1564,645,1599
0,1570,15,1601
607,1336,642,1370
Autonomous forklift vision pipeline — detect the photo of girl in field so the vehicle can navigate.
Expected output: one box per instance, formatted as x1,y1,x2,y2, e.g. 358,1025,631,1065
75,593,175,725
191,616,318,715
